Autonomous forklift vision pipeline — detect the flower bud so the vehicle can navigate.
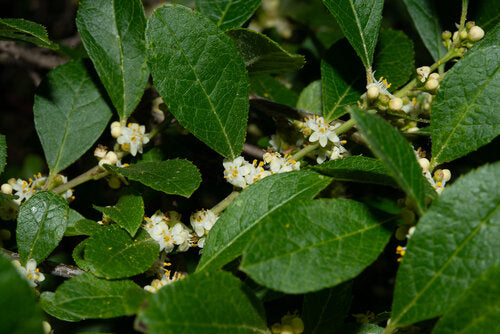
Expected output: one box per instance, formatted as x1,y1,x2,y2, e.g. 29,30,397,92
425,78,439,92
429,73,440,80
395,225,409,240
98,159,111,168
466,21,475,30
43,321,52,334
110,121,121,130
433,169,445,181
441,169,451,182
378,94,390,105
418,158,430,170
53,174,65,187
408,226,416,237
367,86,380,100
107,176,121,189
442,30,452,40
468,26,485,42
416,66,431,83
280,325,294,334
291,317,304,334
452,31,459,41
401,208,416,225
0,229,11,240
271,323,281,334
1,183,13,195
389,97,403,111
459,30,468,40
111,126,122,138
105,151,118,165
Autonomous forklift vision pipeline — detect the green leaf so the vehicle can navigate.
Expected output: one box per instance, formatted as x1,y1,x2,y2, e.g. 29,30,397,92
303,281,353,334
350,109,428,216
0,134,6,175
250,75,298,107
72,238,90,271
93,193,144,236
33,60,112,175
321,39,364,121
430,46,500,166
84,225,158,279
198,170,332,272
390,162,500,327
374,30,414,90
40,272,147,321
65,208,85,236
342,323,384,334
146,5,249,159
240,199,393,293
0,255,44,334
106,159,201,198
297,80,322,115
226,28,305,76
322,0,384,70
76,0,149,121
16,191,69,265
432,264,500,334
0,18,56,49
137,270,269,334
66,219,101,237
195,0,262,31
312,156,397,186
401,0,446,62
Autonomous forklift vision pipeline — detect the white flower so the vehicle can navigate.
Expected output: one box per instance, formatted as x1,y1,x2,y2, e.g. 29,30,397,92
9,178,35,204
190,209,218,238
197,237,206,248
116,123,150,156
143,212,175,253
223,156,253,188
245,160,272,185
171,223,192,252
144,271,185,293
13,259,45,287
366,75,395,98
303,116,340,147
263,153,300,173
59,175,74,201
330,144,348,160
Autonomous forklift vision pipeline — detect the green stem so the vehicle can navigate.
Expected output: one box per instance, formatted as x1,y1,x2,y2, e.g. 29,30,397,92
211,190,240,215
394,48,462,98
51,118,172,196
291,143,319,161
460,0,469,31
52,166,108,195
366,66,374,85
386,111,430,124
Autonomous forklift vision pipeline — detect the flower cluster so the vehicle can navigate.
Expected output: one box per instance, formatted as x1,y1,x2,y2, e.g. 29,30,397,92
143,211,193,253
299,116,348,164
223,153,299,189
144,269,185,293
0,173,74,220
417,157,451,195
190,209,219,248
302,115,341,147
115,122,150,156
13,259,45,287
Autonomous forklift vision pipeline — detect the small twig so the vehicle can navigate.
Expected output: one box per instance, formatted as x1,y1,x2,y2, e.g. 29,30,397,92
0,41,67,69
243,143,264,159
1,249,84,279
